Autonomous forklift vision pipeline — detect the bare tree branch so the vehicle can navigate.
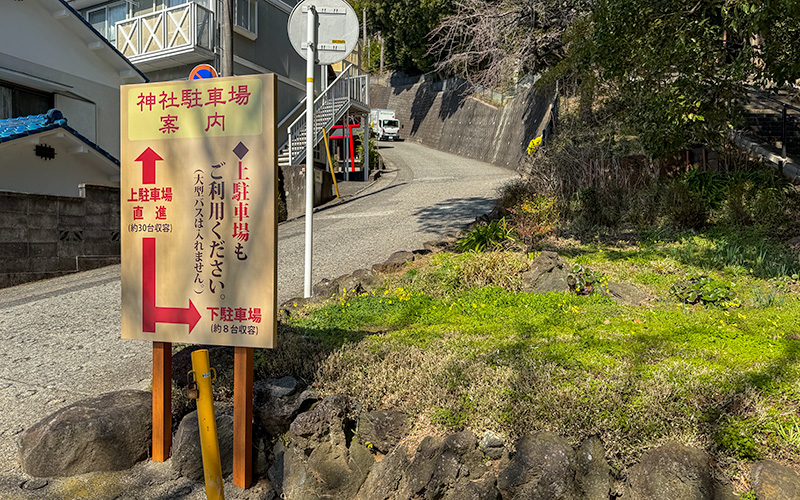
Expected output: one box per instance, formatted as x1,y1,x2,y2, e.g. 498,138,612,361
428,0,592,88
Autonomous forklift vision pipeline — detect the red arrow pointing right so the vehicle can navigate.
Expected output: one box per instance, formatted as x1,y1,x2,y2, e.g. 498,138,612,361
142,238,202,334
135,147,163,185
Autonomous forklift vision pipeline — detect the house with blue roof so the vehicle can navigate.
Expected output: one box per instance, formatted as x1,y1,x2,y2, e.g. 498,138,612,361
0,109,124,196
1,0,146,196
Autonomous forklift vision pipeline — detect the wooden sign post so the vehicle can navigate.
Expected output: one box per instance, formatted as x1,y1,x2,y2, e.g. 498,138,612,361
233,347,254,488
152,341,172,462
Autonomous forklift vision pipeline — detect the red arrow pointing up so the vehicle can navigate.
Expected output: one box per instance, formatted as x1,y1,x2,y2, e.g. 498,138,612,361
142,238,201,334
135,147,163,184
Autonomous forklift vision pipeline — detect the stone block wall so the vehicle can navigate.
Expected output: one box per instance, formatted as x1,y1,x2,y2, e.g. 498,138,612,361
370,78,554,169
0,185,120,289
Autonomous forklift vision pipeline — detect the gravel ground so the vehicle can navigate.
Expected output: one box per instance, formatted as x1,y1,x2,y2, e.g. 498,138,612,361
0,141,516,498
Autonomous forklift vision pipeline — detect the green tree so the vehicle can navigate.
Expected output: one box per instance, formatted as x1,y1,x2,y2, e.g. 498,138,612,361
352,0,453,74
565,0,800,156
430,0,800,157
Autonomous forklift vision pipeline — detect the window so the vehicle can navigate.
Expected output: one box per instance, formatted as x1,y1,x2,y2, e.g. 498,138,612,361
85,2,130,45
0,82,54,120
234,0,257,38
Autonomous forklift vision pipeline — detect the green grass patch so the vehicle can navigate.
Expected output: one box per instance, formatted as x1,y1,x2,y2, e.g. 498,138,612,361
284,243,800,473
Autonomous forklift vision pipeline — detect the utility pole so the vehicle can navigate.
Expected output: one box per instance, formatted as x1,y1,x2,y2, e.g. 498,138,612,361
379,34,384,74
362,8,367,69
221,0,234,76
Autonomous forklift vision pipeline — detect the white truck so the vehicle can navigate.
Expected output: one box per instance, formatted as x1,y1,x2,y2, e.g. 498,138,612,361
370,109,400,141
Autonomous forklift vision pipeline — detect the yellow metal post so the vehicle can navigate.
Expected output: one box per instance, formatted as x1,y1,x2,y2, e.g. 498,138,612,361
322,128,340,198
190,349,225,500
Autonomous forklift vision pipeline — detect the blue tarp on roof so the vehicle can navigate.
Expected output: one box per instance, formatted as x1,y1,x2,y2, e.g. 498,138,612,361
0,109,119,165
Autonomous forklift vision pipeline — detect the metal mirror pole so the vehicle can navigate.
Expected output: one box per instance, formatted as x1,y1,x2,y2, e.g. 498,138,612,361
304,5,316,298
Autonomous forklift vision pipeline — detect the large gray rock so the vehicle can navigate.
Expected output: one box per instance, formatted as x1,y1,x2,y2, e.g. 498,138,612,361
272,394,374,500
479,430,505,460
445,475,501,500
398,430,494,499
624,441,736,500
254,376,317,436
751,460,800,500
601,282,651,306
575,436,611,500
171,407,234,482
313,269,381,299
357,429,501,500
357,445,412,500
497,432,579,500
520,251,570,294
373,251,415,274
358,410,409,454
288,393,350,444
18,390,151,477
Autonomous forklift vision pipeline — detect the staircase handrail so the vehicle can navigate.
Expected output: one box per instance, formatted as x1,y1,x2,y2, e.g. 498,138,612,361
278,63,362,133
747,88,800,114
277,63,356,155
745,88,800,159
286,64,369,165
278,63,353,141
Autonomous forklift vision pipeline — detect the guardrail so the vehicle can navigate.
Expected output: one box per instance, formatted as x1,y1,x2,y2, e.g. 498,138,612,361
116,3,214,59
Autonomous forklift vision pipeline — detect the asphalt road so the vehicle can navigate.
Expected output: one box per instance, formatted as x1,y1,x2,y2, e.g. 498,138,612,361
277,141,517,303
0,140,516,495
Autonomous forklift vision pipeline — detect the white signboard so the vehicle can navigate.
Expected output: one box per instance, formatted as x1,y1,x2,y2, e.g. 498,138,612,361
288,0,359,65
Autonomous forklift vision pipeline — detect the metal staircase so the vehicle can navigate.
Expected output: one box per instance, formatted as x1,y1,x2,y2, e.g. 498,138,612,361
733,89,800,181
278,64,369,168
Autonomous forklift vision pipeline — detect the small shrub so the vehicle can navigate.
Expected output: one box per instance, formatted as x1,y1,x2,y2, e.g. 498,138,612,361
662,179,707,229
398,252,528,296
719,169,796,232
750,286,786,308
567,263,609,295
684,169,727,210
715,418,762,460
576,186,631,228
496,178,536,213
669,275,738,307
357,135,380,171
456,252,528,291
458,218,516,252
506,195,560,245
277,194,288,222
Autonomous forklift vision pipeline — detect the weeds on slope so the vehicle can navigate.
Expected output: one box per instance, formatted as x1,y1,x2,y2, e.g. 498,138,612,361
285,246,800,482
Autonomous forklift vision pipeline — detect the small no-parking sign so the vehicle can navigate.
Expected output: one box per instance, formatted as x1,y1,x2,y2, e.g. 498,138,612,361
189,64,219,80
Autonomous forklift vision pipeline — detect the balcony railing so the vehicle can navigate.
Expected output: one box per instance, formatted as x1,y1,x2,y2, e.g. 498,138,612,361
116,3,214,60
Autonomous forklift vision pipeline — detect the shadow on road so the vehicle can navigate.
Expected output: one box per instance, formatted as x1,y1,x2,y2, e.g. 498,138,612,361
346,182,408,204
413,196,494,234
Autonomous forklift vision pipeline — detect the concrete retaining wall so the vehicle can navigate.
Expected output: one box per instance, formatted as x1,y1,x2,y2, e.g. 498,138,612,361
369,77,553,168
0,185,120,289
280,165,335,221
